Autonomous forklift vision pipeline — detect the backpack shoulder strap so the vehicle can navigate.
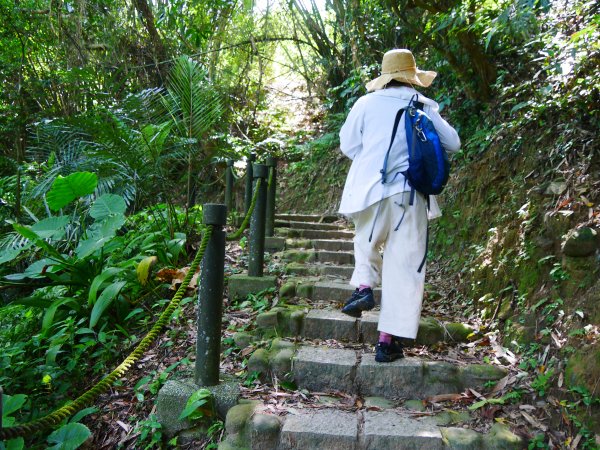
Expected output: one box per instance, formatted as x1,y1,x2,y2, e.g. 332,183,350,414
381,107,406,184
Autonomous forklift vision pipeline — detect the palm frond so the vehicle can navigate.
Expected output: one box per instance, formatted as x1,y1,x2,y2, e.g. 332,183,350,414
164,56,224,140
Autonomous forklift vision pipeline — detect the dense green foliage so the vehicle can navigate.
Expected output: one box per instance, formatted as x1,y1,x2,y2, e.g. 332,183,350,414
0,0,598,448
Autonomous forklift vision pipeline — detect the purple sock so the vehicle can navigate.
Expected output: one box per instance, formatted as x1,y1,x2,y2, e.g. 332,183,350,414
359,284,371,292
379,332,393,344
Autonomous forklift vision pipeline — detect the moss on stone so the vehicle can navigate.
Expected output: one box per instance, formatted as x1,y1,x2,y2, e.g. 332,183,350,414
270,338,295,352
249,413,282,448
296,282,315,299
416,317,445,345
444,322,474,342
440,427,482,449
503,322,536,347
232,332,253,349
282,249,317,263
247,349,270,378
279,281,296,298
286,238,312,249
284,262,317,276
271,348,294,377
561,255,599,298
223,401,259,448
565,342,600,395
289,310,305,335
403,400,426,412
461,364,506,387
483,423,523,449
256,311,279,333
562,227,599,257
224,403,257,433
433,410,471,426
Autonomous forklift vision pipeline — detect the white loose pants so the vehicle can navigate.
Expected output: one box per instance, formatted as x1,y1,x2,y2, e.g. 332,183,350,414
349,191,428,339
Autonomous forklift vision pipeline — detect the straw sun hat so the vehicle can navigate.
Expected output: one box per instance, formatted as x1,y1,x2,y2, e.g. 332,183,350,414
366,49,437,92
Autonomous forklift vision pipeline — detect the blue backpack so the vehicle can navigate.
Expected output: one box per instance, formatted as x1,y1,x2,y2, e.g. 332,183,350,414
381,95,450,198
375,95,450,272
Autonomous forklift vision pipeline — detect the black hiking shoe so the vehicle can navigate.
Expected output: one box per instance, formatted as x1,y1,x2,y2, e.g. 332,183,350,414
341,288,375,317
375,339,404,363
344,288,362,306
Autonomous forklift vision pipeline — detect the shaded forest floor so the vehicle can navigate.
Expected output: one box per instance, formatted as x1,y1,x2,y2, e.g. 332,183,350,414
83,231,596,449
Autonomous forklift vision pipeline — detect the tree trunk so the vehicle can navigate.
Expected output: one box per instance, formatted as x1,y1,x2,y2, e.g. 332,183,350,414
133,0,168,82
388,0,497,102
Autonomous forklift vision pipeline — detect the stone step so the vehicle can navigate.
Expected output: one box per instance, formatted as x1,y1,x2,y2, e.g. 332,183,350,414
283,263,352,279
221,403,523,449
255,307,473,347
318,250,354,265
279,409,443,450
281,250,355,266
319,264,354,278
265,237,354,253
275,220,348,231
275,213,339,223
292,345,507,400
301,309,471,345
277,228,355,240
313,281,382,304
312,239,354,252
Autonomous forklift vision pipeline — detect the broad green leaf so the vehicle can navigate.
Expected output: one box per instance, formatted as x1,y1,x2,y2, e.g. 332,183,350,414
11,295,52,308
46,422,91,450
5,258,60,280
5,437,24,450
178,399,208,421
89,194,127,220
2,393,27,417
124,307,144,320
12,224,66,262
69,407,99,424
42,298,79,333
137,256,158,285
89,268,123,306
179,388,214,421
0,242,33,265
30,216,70,240
90,281,127,327
45,344,62,365
75,236,113,259
84,214,125,243
47,172,98,211
12,223,39,241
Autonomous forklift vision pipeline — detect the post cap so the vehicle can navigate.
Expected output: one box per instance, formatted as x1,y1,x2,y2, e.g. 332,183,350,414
203,203,228,225
265,156,277,167
252,163,268,179
227,159,234,167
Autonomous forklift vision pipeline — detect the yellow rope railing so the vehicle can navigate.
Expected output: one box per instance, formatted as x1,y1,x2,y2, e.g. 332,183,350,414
226,177,261,241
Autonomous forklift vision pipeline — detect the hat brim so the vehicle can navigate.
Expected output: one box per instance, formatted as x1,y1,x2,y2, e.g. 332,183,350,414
366,69,437,92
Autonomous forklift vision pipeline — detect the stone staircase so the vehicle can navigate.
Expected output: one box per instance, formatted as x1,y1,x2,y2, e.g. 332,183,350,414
219,213,523,450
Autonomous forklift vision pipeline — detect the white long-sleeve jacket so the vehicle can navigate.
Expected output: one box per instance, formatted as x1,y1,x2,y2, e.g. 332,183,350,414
338,86,461,216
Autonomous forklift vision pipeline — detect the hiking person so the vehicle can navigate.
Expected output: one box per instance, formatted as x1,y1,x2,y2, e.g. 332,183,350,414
338,49,461,362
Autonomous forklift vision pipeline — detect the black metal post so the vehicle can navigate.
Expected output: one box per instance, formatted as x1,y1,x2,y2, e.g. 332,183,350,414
195,204,227,386
225,159,234,212
248,164,268,277
244,153,256,214
265,156,277,237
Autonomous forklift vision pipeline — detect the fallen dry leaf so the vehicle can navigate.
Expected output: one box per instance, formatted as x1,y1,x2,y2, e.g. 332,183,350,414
426,393,463,403
521,411,548,431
